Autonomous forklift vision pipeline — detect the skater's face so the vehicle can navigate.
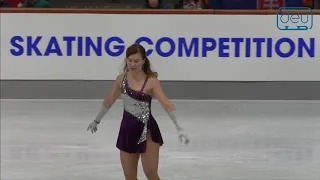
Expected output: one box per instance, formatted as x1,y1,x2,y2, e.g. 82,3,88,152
126,53,145,72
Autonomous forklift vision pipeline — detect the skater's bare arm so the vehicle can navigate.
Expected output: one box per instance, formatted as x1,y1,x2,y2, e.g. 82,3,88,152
151,78,175,112
102,74,123,108
151,77,187,135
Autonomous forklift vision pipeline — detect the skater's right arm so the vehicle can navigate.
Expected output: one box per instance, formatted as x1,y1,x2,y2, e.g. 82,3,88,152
102,73,123,108
93,73,124,124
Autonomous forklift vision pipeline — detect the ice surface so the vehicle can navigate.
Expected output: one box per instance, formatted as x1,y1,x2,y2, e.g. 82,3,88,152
1,100,320,180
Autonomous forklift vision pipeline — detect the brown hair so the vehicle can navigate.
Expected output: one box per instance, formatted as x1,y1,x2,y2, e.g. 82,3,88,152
124,44,158,78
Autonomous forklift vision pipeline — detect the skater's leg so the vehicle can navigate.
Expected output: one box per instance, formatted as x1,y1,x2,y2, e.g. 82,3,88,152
141,130,161,180
120,150,140,180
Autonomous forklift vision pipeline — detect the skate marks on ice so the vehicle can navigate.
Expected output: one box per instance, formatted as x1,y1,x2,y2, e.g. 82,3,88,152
1,100,320,180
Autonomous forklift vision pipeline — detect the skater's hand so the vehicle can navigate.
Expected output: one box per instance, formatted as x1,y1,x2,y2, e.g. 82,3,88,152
178,130,190,144
87,121,98,133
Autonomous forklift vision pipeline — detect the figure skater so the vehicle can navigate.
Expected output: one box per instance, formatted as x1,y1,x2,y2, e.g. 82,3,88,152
87,44,190,180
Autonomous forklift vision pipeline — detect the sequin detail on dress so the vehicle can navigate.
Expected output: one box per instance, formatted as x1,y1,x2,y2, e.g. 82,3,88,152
121,74,150,144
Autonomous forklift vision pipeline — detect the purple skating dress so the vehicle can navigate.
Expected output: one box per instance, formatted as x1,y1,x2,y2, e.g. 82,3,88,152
116,74,164,153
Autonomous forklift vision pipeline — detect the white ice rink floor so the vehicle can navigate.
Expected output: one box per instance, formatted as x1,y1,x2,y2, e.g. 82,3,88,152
1,99,320,180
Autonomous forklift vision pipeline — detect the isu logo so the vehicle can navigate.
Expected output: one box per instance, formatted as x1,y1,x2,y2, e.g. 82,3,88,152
258,0,284,9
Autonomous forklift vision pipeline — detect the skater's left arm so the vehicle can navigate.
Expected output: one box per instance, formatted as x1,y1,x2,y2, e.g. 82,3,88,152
152,78,175,112
152,78,183,132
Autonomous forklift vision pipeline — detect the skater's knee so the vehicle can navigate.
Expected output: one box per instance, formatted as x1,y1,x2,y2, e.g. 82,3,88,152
124,173,138,180
123,168,138,180
144,168,160,180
